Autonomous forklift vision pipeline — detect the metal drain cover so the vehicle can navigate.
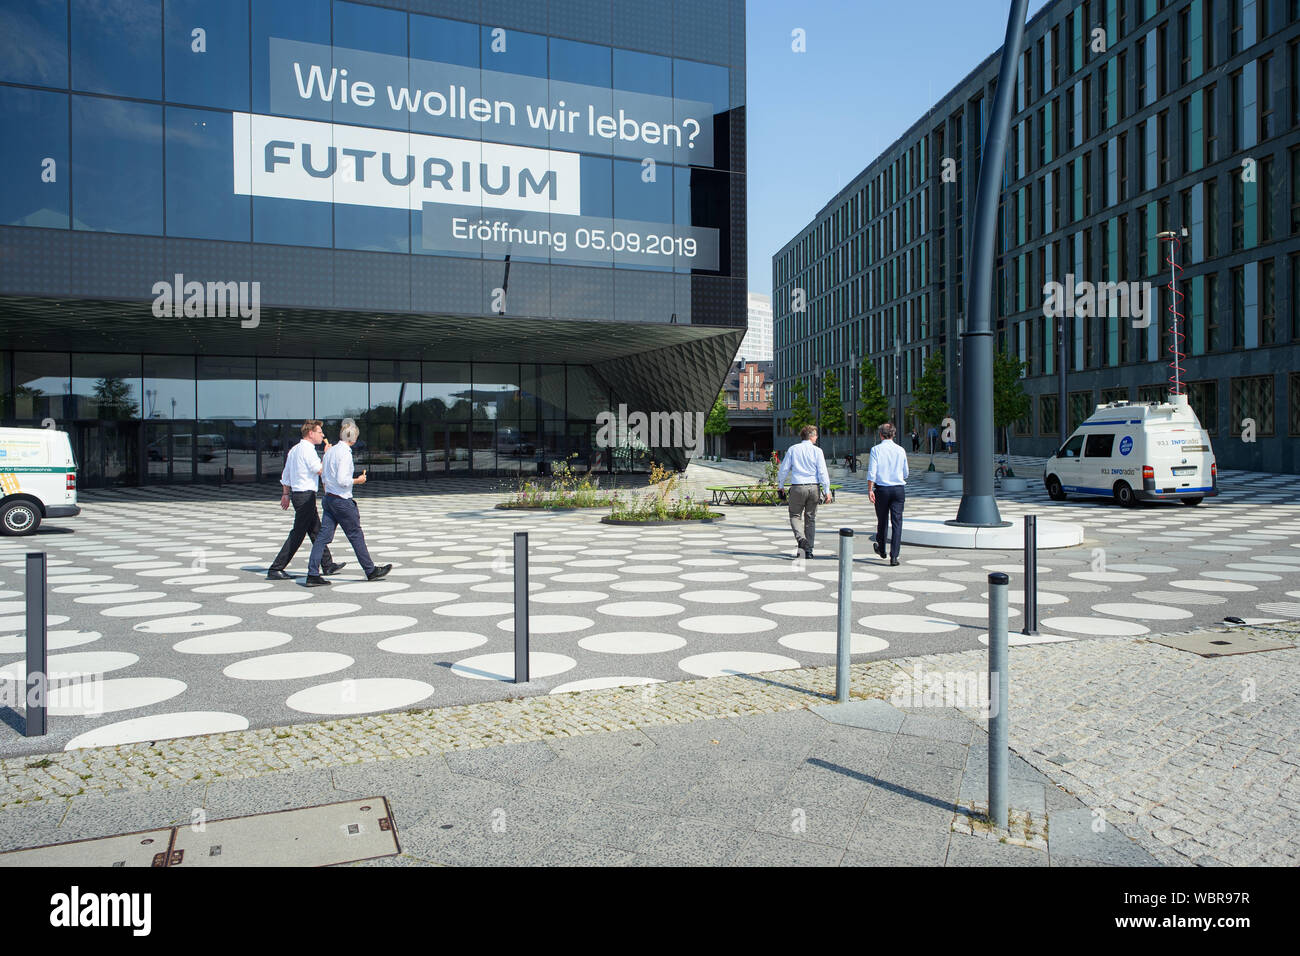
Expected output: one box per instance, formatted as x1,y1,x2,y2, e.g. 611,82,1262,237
1148,631,1296,658
0,798,397,867
0,829,173,867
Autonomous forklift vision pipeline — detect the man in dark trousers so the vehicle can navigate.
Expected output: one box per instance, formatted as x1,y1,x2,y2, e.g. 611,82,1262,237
305,419,391,586
267,420,344,580
867,423,909,566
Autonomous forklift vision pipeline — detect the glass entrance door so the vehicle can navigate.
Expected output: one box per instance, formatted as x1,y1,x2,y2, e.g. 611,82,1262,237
73,421,141,488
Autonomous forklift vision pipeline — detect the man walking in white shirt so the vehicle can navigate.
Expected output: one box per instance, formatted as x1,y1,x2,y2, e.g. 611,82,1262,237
267,420,344,580
305,420,391,586
867,423,909,566
777,425,832,559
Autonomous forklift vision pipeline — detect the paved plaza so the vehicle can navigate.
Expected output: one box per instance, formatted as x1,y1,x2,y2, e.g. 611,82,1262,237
2,459,1299,758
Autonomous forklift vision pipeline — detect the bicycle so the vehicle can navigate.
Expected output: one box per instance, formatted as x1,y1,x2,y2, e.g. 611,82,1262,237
993,458,1011,482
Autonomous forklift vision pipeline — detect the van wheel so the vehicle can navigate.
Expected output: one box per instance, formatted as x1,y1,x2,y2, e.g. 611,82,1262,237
0,501,41,536
1181,497,1203,506
1046,476,1066,501
1114,481,1139,508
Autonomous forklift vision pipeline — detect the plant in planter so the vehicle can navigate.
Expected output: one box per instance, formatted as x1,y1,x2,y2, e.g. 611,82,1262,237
993,348,1031,477
911,351,949,472
498,454,618,509
608,463,721,522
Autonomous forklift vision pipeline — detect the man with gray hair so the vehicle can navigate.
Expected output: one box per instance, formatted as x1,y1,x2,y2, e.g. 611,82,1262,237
305,419,391,586
867,422,909,566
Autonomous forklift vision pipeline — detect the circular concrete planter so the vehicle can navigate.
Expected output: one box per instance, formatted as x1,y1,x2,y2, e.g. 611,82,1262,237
1000,476,1029,492
940,474,963,492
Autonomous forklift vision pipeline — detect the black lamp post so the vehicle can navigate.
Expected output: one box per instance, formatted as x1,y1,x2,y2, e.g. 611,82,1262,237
851,357,859,463
952,0,1028,528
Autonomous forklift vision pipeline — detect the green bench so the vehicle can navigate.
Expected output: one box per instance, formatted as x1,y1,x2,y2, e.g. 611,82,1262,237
706,485,842,505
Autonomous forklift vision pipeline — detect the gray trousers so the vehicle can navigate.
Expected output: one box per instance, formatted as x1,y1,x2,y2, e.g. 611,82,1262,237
787,484,820,550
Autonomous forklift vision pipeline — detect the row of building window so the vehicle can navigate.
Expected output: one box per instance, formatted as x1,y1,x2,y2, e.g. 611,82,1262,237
1018,371,1300,439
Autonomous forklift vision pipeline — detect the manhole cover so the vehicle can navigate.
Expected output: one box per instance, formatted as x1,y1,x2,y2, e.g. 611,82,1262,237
1148,631,1296,658
0,798,397,867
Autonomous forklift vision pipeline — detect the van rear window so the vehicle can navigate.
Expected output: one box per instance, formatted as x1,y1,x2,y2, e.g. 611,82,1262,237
1084,434,1115,457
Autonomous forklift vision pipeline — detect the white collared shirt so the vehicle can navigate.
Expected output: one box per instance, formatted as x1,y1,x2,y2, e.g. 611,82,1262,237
321,441,356,498
777,439,831,495
867,438,909,486
280,438,324,492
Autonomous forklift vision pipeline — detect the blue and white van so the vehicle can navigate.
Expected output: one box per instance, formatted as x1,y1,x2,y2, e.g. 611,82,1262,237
1043,395,1217,507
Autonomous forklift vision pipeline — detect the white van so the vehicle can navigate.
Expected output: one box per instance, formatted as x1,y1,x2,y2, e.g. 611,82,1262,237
1043,395,1217,507
0,427,81,535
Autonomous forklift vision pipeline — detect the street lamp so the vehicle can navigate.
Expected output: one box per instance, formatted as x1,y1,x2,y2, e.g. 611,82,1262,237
145,388,156,419
894,330,903,434
1057,310,1068,448
813,364,821,438
850,355,859,463
258,391,270,420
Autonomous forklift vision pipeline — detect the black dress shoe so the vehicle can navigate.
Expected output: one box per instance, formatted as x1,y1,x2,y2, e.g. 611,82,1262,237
889,557,900,566
303,575,331,587
804,549,814,560
366,564,392,581
323,561,347,575
873,542,886,559
266,569,292,581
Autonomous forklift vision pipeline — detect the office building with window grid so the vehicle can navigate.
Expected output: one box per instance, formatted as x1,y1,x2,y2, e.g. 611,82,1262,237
773,0,1299,473
0,0,746,487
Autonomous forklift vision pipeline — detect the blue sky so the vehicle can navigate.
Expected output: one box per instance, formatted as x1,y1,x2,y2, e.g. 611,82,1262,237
746,0,1054,295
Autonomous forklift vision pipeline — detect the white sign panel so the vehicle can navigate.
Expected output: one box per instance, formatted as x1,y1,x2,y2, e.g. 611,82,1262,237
232,112,582,215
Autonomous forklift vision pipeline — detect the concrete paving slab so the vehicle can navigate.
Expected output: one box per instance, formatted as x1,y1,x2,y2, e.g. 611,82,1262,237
846,816,951,865
957,774,1048,816
732,829,847,866
444,739,557,785
59,784,208,842
1047,808,1161,865
946,832,1048,866
812,698,905,733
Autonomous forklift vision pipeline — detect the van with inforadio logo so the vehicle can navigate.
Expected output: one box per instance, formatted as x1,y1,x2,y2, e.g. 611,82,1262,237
1043,395,1217,507
0,427,81,535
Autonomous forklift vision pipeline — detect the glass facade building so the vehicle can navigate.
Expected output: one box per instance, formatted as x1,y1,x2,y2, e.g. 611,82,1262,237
773,0,1299,473
0,0,746,485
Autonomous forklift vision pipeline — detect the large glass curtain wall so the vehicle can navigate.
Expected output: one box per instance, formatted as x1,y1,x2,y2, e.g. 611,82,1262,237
2,352,615,485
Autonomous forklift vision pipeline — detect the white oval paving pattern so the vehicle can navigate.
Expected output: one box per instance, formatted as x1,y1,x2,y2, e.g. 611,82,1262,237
173,631,294,655
134,614,242,634
377,631,488,654
64,712,250,751
286,678,434,715
450,652,576,681
577,632,688,655
679,615,777,634
224,652,354,681
49,677,187,716
317,615,418,634
1042,616,1150,636
0,651,137,681
269,602,361,618
677,651,801,677
777,631,890,655
858,614,960,634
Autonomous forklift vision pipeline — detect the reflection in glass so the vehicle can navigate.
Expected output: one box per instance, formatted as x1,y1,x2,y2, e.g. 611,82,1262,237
480,25,546,78
71,0,161,99
520,364,565,420
419,363,471,422
0,87,69,228
252,0,329,113
197,356,254,418
366,359,420,477
613,49,671,96
550,38,611,86
256,357,313,419
164,0,249,110
14,352,70,420
71,354,142,419
614,158,672,222
144,354,196,419
0,0,68,87
410,13,478,69
166,107,250,241
473,363,520,423
71,96,164,235
315,359,368,420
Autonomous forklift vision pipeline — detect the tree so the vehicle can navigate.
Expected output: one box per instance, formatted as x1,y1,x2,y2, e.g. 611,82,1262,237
787,380,814,435
857,358,890,442
910,351,949,470
993,349,1031,471
704,389,730,457
93,376,140,420
819,370,846,442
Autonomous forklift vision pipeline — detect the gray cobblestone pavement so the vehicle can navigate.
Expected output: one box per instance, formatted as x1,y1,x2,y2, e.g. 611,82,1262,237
1,621,1294,866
